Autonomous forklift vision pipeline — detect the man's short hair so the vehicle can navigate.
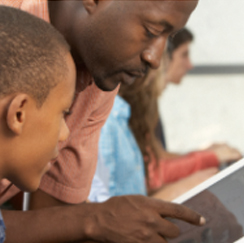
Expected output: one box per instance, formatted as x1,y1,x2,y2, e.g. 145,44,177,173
167,28,194,59
0,6,70,107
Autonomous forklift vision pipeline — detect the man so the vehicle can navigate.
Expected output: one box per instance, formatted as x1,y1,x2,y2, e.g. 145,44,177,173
0,1,204,242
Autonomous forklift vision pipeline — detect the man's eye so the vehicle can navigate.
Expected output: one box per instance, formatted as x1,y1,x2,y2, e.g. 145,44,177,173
145,28,158,39
168,35,174,42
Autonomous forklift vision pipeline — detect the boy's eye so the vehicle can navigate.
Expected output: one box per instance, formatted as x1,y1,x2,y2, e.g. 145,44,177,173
63,110,72,118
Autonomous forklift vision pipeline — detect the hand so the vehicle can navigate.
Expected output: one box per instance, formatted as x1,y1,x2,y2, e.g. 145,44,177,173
87,195,205,243
206,143,242,164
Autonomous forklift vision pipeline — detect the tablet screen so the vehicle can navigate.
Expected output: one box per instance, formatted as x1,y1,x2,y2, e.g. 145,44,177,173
168,164,244,243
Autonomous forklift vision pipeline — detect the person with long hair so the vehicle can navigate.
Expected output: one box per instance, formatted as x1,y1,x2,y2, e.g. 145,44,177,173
89,28,242,202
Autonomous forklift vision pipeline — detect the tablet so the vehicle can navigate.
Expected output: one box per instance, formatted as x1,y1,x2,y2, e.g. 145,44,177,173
168,158,244,243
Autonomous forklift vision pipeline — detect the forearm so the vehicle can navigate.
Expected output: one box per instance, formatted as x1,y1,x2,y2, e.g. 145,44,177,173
152,168,218,201
27,190,204,243
157,151,216,183
2,204,93,243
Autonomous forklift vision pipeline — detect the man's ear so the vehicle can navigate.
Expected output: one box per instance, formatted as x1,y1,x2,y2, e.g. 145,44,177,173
82,0,99,14
6,94,29,135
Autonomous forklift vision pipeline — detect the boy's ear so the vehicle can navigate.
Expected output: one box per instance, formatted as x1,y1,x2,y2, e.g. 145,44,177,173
6,94,29,135
82,0,99,14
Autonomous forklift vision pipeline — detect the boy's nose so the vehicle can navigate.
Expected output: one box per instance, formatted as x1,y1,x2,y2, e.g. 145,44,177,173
59,121,70,142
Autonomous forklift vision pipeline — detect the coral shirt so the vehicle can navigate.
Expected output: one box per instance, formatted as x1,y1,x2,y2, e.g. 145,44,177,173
0,0,119,204
148,151,219,191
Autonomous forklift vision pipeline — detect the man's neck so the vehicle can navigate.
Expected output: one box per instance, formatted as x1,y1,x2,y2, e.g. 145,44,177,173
48,0,86,72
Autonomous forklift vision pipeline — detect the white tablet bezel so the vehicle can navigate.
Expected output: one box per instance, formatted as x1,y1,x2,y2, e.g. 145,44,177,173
172,158,244,243
173,158,244,204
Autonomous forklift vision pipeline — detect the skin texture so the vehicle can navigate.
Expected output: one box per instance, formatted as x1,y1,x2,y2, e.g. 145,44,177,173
2,1,206,243
0,53,76,192
49,0,198,91
4,196,204,243
153,168,219,201
206,143,242,164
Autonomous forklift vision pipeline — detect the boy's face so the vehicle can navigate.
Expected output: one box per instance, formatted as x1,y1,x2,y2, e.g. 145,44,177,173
7,53,76,192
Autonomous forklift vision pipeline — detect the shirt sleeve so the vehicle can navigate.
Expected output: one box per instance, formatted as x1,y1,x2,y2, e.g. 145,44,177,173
39,84,119,204
148,150,219,190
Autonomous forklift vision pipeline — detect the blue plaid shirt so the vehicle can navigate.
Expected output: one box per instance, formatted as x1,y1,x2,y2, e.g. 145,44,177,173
0,211,5,243
90,96,147,200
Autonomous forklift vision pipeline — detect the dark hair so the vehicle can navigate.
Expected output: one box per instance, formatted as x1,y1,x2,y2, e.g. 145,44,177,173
167,28,194,59
119,66,166,179
0,6,70,107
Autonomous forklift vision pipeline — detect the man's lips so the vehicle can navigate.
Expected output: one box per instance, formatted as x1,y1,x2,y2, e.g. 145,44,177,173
121,71,146,85
126,70,146,78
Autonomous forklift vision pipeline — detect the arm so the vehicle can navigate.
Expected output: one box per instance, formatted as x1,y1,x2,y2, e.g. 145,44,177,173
158,150,219,183
5,192,205,243
3,203,90,243
159,143,243,183
147,150,219,192
152,167,218,201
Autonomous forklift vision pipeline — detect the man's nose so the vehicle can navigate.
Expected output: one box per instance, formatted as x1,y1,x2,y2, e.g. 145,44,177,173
141,36,167,69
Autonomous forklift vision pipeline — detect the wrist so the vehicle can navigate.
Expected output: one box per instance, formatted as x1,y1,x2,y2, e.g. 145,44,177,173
75,202,102,241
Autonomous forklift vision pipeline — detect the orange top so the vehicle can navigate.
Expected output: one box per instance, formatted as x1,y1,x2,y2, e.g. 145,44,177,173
147,151,219,191
0,0,119,204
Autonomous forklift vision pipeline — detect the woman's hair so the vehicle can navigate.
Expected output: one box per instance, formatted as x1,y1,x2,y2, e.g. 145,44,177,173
167,28,194,59
119,61,167,176
120,28,193,178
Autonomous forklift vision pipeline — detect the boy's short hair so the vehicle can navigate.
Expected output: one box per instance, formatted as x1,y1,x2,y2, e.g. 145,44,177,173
0,6,70,107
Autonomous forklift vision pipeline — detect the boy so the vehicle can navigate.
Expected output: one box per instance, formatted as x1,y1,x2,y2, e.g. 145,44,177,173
0,6,75,241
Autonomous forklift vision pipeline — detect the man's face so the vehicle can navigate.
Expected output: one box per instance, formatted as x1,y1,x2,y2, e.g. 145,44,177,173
8,54,76,192
167,41,193,84
71,0,198,91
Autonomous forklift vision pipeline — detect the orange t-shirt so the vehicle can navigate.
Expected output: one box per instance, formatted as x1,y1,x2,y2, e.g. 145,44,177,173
147,151,219,191
0,0,119,204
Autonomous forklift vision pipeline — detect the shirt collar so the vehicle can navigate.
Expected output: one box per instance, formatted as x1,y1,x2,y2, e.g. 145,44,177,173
111,96,131,119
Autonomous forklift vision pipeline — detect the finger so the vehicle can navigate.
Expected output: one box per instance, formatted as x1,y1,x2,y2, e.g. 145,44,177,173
154,215,180,239
152,234,168,243
152,200,205,226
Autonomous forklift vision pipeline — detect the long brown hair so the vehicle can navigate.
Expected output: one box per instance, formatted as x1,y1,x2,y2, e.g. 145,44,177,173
119,57,167,175
119,28,194,178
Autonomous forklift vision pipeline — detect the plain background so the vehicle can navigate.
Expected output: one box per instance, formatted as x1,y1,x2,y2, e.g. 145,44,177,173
158,0,244,155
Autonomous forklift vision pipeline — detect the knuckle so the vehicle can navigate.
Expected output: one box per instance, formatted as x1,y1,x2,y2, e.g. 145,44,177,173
141,229,152,240
146,216,156,226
